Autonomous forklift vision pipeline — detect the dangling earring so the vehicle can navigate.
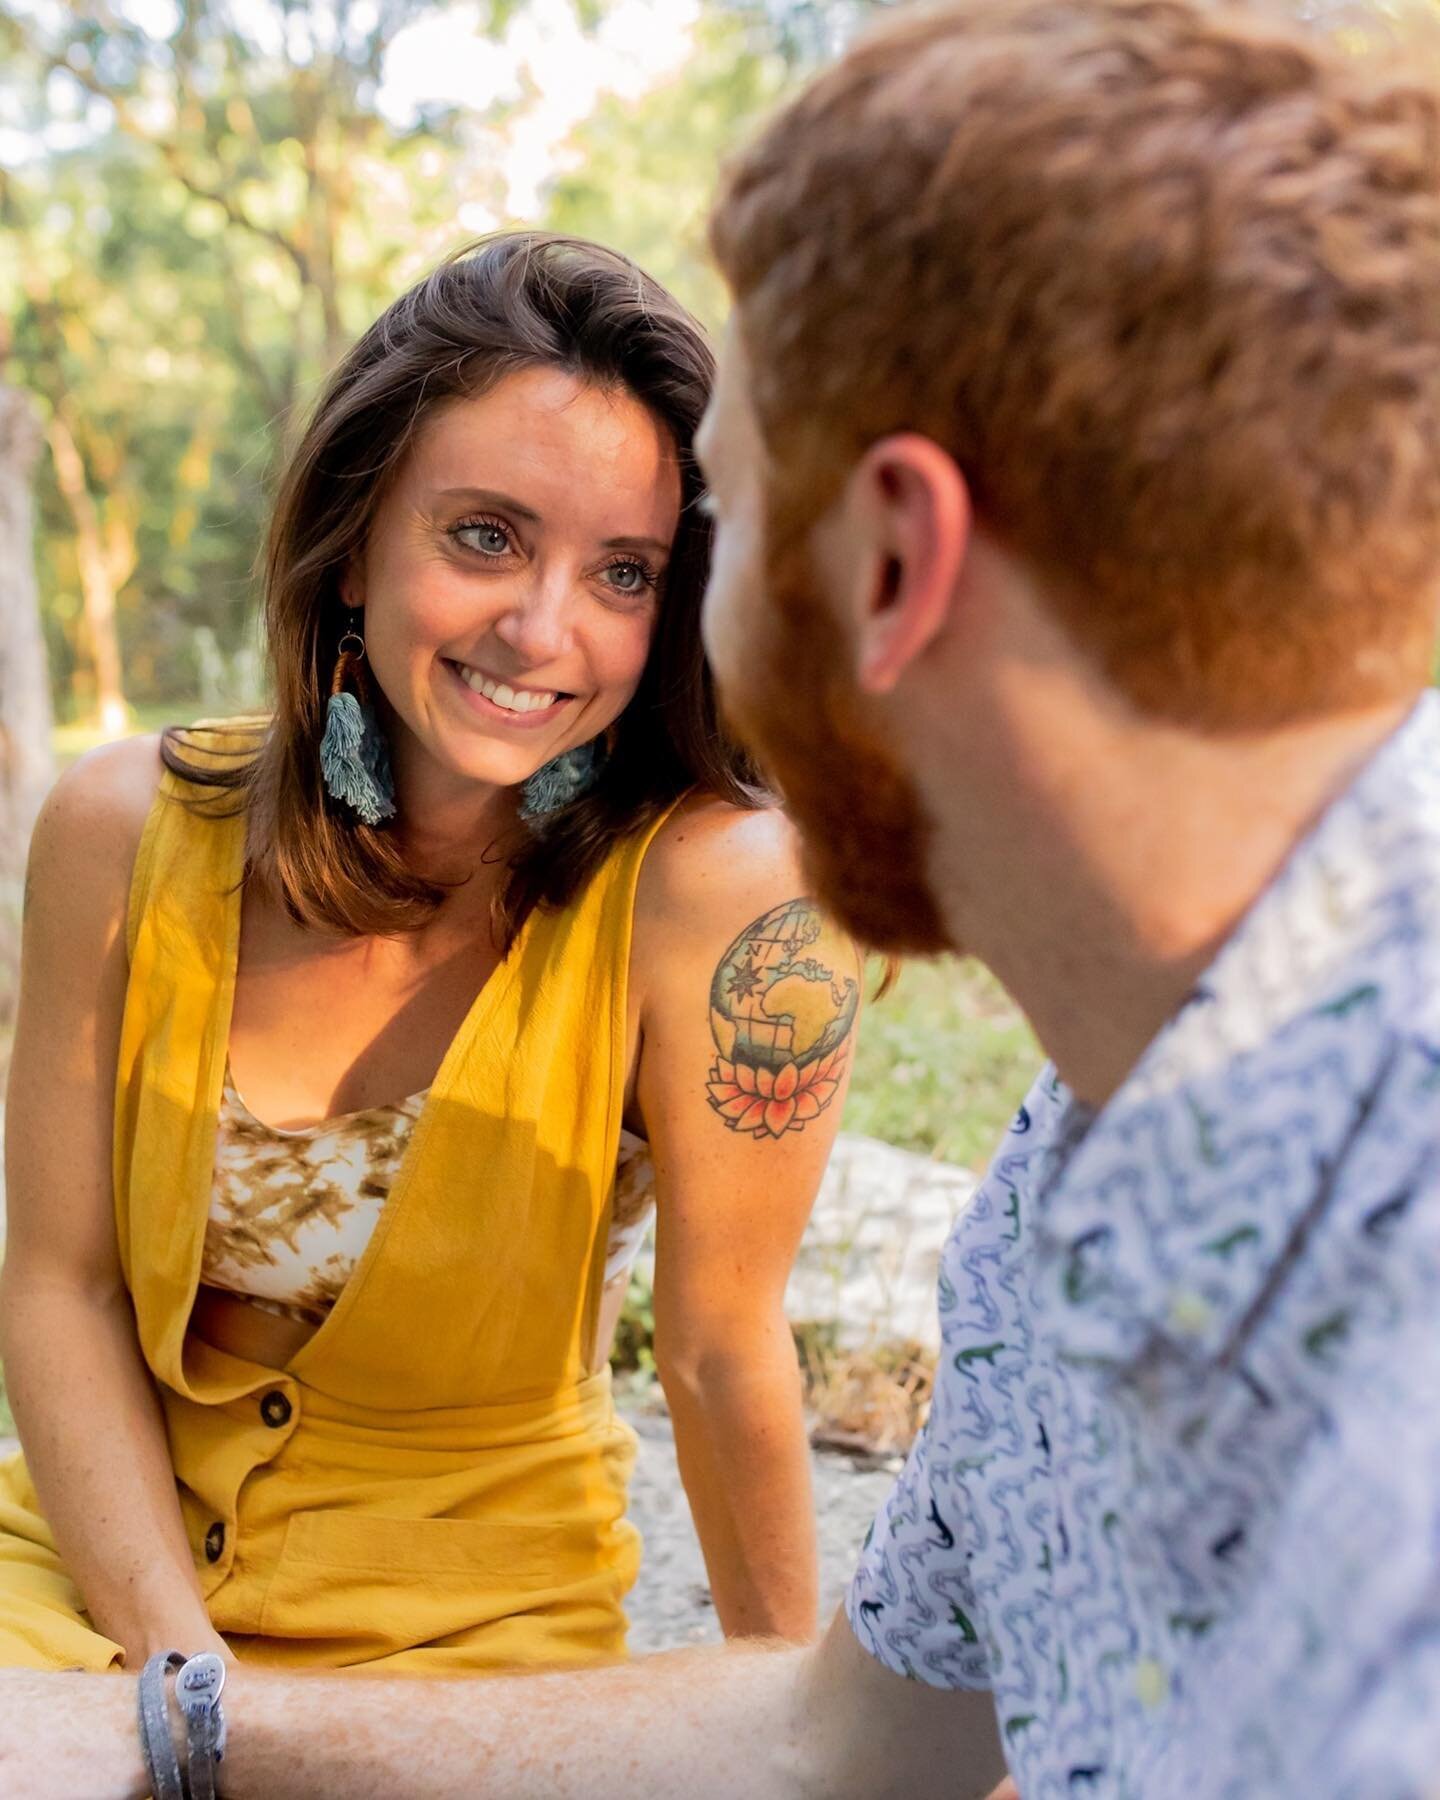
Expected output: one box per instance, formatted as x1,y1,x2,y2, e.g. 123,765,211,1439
319,619,396,826
520,737,605,822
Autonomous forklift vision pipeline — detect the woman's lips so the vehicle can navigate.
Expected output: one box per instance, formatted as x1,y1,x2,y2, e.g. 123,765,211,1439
443,657,573,729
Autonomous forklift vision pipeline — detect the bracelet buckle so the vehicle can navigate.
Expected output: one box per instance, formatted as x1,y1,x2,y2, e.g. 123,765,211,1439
176,1650,228,1798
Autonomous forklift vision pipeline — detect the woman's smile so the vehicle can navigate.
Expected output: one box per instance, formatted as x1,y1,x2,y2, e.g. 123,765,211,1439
441,655,576,730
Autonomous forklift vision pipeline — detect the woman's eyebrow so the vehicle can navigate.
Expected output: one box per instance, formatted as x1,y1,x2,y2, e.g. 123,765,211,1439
604,533,673,556
436,485,541,523
436,486,671,556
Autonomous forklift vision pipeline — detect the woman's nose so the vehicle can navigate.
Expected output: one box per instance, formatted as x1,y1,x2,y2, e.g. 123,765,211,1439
491,571,576,665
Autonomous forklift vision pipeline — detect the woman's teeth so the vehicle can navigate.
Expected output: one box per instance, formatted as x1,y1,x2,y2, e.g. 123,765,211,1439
457,666,559,714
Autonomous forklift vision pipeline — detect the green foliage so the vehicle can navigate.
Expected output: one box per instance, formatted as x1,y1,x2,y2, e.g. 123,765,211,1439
720,0,896,69
612,1264,658,1379
843,957,1039,1171
547,10,791,328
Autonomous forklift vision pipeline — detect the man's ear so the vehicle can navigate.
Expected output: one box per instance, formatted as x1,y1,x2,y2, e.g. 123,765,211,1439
843,433,971,696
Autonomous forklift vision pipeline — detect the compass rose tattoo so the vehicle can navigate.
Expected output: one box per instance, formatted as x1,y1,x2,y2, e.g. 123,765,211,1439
705,898,860,1138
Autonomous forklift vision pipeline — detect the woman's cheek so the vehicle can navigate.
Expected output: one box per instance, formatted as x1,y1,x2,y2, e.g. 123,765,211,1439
393,570,484,652
602,606,659,690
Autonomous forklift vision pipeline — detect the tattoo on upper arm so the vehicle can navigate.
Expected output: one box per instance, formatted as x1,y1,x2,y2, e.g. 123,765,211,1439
705,898,860,1138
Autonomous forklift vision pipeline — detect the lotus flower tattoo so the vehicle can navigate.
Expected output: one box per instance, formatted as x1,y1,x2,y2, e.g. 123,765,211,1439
706,1043,851,1138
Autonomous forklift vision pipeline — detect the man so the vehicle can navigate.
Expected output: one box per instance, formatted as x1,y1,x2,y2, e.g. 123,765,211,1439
9,0,1440,1793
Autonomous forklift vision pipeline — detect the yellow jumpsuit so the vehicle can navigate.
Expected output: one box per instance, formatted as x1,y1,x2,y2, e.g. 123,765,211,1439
0,733,663,1673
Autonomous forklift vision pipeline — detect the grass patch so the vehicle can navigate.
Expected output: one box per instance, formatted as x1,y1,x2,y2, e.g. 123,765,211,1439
843,956,1039,1171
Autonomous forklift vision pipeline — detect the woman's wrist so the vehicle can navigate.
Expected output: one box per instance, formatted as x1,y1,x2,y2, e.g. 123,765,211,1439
114,1607,228,1670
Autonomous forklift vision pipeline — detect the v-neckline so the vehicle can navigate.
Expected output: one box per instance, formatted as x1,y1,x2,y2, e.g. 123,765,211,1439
193,850,542,1382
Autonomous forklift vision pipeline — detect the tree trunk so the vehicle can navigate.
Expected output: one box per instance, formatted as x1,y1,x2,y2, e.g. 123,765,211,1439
46,407,128,735
0,382,55,1087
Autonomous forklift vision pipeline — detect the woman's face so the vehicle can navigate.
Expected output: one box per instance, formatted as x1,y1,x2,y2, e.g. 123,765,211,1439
348,366,681,800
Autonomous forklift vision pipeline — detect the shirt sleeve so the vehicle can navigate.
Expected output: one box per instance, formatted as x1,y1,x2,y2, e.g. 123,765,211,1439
845,1400,993,1690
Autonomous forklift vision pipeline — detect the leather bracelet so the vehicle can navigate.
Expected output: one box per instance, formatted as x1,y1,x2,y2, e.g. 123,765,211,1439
175,1651,228,1800
137,1650,187,1800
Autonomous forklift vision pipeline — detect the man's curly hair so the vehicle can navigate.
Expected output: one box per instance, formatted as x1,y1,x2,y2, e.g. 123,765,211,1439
710,0,1440,727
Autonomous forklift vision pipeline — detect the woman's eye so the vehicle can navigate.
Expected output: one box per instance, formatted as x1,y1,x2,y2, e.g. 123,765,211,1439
603,559,655,596
454,521,512,557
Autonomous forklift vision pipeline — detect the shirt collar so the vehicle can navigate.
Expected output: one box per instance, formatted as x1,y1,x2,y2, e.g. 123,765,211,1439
1030,692,1440,1366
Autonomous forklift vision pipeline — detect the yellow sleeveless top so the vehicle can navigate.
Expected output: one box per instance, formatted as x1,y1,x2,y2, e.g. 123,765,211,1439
0,730,670,1674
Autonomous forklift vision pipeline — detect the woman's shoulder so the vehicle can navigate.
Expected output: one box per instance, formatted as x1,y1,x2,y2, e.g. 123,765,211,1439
633,793,809,949
28,714,265,917
25,734,166,938
33,733,165,867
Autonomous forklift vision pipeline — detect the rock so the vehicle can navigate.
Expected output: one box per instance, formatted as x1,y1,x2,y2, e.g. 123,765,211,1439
789,1132,975,1352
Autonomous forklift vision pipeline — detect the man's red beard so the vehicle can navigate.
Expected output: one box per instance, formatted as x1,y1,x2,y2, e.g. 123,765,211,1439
718,529,952,957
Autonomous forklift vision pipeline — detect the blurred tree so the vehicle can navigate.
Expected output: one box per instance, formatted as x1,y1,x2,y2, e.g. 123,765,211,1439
728,0,894,67
0,0,522,720
0,351,53,1079
11,1,514,393
546,0,895,326
545,8,791,328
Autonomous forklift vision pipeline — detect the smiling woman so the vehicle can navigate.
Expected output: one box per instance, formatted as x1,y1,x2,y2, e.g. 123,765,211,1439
175,232,750,946
354,370,675,798
0,233,854,1682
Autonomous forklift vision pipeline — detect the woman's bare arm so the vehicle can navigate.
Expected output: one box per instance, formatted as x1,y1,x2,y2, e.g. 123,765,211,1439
0,738,224,1663
629,800,859,1641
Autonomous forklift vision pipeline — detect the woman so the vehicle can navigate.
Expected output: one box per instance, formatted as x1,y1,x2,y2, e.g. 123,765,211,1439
0,233,860,1675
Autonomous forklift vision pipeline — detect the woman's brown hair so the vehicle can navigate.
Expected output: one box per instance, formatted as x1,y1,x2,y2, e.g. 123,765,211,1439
163,231,764,946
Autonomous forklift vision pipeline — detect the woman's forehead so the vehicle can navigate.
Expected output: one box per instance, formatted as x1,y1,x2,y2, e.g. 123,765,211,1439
406,371,682,529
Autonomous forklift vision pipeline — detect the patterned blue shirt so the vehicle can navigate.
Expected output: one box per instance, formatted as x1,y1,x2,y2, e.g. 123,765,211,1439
847,695,1440,1799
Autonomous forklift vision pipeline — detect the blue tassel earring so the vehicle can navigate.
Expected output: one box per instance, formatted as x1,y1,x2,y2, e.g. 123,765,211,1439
319,623,396,827
520,739,603,822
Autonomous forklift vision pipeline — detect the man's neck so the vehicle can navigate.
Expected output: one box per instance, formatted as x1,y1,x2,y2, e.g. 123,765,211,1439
927,688,1418,1109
